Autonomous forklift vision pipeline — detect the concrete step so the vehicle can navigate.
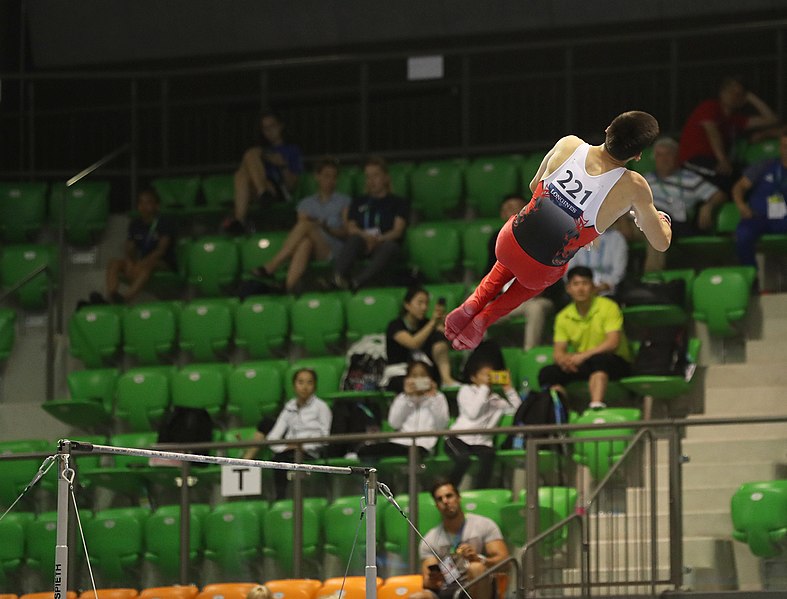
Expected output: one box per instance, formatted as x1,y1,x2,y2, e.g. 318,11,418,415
702,385,786,415
757,293,787,321
560,566,671,596
681,486,740,512
684,419,787,441
669,461,780,489
682,437,787,462
746,338,787,364
704,362,787,389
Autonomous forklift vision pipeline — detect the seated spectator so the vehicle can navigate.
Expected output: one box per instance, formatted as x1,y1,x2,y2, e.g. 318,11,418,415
358,360,449,463
333,156,408,290
679,75,778,193
383,286,459,392
537,266,631,410
566,219,628,297
621,137,726,272
242,368,331,500
105,188,176,304
411,479,509,599
732,127,787,275
486,194,555,350
251,157,350,293
224,110,304,234
246,586,272,599
446,354,520,489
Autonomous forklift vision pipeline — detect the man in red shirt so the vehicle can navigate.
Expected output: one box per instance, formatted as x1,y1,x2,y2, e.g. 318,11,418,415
679,76,778,191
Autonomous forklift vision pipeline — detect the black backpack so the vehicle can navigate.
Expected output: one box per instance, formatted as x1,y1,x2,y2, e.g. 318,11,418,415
632,326,688,376
341,334,387,392
502,389,567,450
157,406,215,444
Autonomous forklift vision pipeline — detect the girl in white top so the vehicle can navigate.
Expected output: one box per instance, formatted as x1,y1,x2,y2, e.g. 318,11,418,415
446,362,521,489
358,360,450,462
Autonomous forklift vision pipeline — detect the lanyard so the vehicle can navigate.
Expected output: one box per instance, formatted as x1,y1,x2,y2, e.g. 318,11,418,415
444,519,466,552
363,202,382,230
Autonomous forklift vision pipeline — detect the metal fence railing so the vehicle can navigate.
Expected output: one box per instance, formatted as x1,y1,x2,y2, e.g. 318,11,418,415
2,415,786,596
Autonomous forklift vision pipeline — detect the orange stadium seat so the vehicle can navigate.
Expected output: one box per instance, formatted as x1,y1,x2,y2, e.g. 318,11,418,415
137,589,198,599
263,580,320,599
20,593,77,599
379,575,423,599
197,584,257,599
77,590,138,599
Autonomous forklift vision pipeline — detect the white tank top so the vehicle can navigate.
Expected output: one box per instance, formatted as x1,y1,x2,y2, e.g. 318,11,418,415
512,143,626,266
541,143,626,232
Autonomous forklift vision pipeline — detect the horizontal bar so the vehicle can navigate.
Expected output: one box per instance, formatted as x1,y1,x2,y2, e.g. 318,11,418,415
64,440,359,476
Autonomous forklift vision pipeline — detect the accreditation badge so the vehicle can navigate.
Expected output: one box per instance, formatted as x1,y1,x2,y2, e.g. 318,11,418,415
766,194,786,220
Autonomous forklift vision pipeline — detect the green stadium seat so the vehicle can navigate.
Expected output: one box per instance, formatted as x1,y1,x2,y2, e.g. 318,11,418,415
185,236,239,295
465,156,521,217
41,368,119,430
199,174,235,216
171,364,227,416
204,504,261,576
0,182,48,242
462,218,502,276
622,269,695,328
0,439,52,507
460,488,512,524
715,202,741,234
151,177,200,216
290,292,345,356
0,517,24,587
627,146,655,174
493,413,566,482
519,152,545,191
692,266,756,337
410,160,464,220
406,223,461,282
115,368,171,432
381,492,442,560
336,165,361,198
262,500,321,576
68,305,122,368
742,139,781,165
234,296,289,358
227,361,283,426
323,496,369,573
222,427,268,460
144,504,206,580
731,480,787,558
84,507,147,584
239,232,288,276
621,337,701,401
570,407,641,481
178,298,235,361
516,345,553,391
123,302,179,364
422,283,467,313
25,510,93,580
501,487,574,554
0,308,16,361
81,431,159,497
0,244,58,309
285,357,345,399
387,162,415,198
344,288,402,342
49,181,110,245
501,347,522,387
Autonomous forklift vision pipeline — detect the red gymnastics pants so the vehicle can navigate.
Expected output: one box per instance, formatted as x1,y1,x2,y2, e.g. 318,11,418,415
445,215,567,350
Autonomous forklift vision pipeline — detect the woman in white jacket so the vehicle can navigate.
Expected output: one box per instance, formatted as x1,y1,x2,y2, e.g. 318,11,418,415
446,362,521,488
358,360,449,462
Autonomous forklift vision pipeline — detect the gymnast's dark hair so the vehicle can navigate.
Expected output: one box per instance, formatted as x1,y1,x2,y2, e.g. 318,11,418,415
604,111,660,161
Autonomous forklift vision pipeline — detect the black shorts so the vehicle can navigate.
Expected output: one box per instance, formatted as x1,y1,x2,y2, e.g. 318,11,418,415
537,352,631,388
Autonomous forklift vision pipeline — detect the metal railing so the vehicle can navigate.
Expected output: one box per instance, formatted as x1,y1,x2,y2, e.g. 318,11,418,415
1,18,785,191
2,414,787,595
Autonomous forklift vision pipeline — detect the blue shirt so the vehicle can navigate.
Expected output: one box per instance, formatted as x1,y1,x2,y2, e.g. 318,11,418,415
743,158,787,219
263,143,304,187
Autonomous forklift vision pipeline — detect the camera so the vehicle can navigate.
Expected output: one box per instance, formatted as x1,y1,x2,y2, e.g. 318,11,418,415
488,370,510,386
412,376,432,392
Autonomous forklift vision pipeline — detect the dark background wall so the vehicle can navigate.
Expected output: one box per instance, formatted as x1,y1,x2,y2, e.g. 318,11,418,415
22,0,787,68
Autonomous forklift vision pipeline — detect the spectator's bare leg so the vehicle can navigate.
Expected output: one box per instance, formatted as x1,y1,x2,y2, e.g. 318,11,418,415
285,238,314,292
588,370,609,408
233,147,270,222
432,339,459,387
125,260,157,301
264,219,314,274
106,258,129,296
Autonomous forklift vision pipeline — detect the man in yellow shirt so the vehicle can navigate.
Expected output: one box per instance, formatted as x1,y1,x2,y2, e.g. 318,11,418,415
538,266,631,409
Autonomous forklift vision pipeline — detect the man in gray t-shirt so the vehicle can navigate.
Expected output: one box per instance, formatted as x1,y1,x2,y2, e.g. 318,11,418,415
411,480,508,599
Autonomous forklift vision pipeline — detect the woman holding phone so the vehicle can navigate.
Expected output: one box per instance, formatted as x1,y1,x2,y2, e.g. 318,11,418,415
383,286,459,392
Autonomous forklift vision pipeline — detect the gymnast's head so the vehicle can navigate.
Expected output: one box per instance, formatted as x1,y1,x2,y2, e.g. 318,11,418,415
604,111,660,162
